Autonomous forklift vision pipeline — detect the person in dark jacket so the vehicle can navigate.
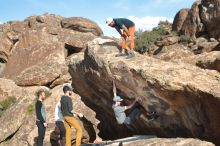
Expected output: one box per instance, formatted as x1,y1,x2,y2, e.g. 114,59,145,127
35,89,47,146
60,85,83,146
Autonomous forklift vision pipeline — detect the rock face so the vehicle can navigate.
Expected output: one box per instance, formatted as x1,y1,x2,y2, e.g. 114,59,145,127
172,9,190,32
155,36,179,47
200,0,220,39
182,51,220,72
107,137,214,146
153,44,194,61
0,83,100,146
69,38,220,145
0,78,23,102
172,0,220,39
0,14,102,87
61,17,103,36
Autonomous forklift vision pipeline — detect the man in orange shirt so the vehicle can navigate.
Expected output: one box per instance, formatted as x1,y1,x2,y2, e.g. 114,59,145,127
106,17,135,59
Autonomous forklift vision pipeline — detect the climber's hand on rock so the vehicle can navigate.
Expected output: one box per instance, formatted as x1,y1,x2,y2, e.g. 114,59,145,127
136,96,142,102
113,75,122,80
78,113,84,118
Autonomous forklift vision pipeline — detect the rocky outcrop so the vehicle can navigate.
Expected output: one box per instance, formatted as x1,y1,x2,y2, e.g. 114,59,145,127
153,44,194,61
0,78,23,102
107,136,214,146
172,9,190,32
155,35,179,47
69,38,220,145
181,51,220,73
173,0,220,40
0,14,102,87
180,1,204,40
0,83,48,145
200,0,220,39
0,83,100,146
61,17,103,36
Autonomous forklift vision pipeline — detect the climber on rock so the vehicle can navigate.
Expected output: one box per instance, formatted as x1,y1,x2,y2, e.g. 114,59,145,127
106,17,135,59
112,80,157,130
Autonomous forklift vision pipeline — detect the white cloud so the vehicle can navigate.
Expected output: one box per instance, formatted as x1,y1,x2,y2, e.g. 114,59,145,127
128,16,173,31
99,16,173,38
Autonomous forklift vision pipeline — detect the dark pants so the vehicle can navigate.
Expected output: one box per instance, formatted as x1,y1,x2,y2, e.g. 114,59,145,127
55,121,66,139
124,103,141,130
36,121,46,146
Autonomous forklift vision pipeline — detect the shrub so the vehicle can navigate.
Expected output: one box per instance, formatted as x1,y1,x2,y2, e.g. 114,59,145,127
135,26,167,53
180,35,190,45
27,102,35,114
0,96,16,110
0,96,16,117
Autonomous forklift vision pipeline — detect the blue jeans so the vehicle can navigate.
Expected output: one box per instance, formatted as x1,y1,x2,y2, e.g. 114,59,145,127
124,103,141,129
36,121,46,146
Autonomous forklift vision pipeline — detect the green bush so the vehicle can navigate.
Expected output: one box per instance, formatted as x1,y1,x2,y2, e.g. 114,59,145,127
0,96,16,110
27,102,35,114
0,96,16,117
135,26,167,53
180,35,190,45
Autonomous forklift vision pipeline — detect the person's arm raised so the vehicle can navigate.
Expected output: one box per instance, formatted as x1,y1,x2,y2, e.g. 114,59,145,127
113,80,117,97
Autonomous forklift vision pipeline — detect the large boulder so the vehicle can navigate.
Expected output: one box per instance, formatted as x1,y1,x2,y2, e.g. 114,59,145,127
200,0,220,39
25,14,63,31
153,43,194,61
107,137,214,146
0,84,100,146
180,1,204,40
0,83,48,145
172,9,190,32
173,0,220,40
59,29,97,53
69,38,220,145
155,35,180,47
0,14,103,87
0,78,23,102
1,30,70,87
61,17,103,36
0,33,15,63
182,51,220,73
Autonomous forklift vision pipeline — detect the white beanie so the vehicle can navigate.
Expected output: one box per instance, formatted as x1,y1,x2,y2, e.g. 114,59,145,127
106,17,113,25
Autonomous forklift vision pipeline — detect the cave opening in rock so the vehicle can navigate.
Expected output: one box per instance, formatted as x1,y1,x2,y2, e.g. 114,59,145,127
65,44,82,57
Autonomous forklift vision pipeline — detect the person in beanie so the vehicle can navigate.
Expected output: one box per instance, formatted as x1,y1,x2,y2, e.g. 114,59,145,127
60,85,83,146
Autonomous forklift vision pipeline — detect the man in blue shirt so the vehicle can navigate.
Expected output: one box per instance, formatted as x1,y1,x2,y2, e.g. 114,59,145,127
106,17,135,58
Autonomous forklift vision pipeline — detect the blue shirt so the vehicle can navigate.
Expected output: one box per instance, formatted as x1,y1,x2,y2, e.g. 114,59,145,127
114,18,135,29
113,18,135,36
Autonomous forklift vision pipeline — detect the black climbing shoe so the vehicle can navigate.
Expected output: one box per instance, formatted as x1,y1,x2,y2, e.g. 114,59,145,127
147,111,158,121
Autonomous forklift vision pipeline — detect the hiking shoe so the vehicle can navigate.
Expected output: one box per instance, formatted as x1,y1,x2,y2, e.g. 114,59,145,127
126,52,135,59
115,52,126,57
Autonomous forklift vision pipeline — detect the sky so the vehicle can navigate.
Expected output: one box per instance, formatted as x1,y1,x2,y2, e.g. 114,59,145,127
0,0,195,37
